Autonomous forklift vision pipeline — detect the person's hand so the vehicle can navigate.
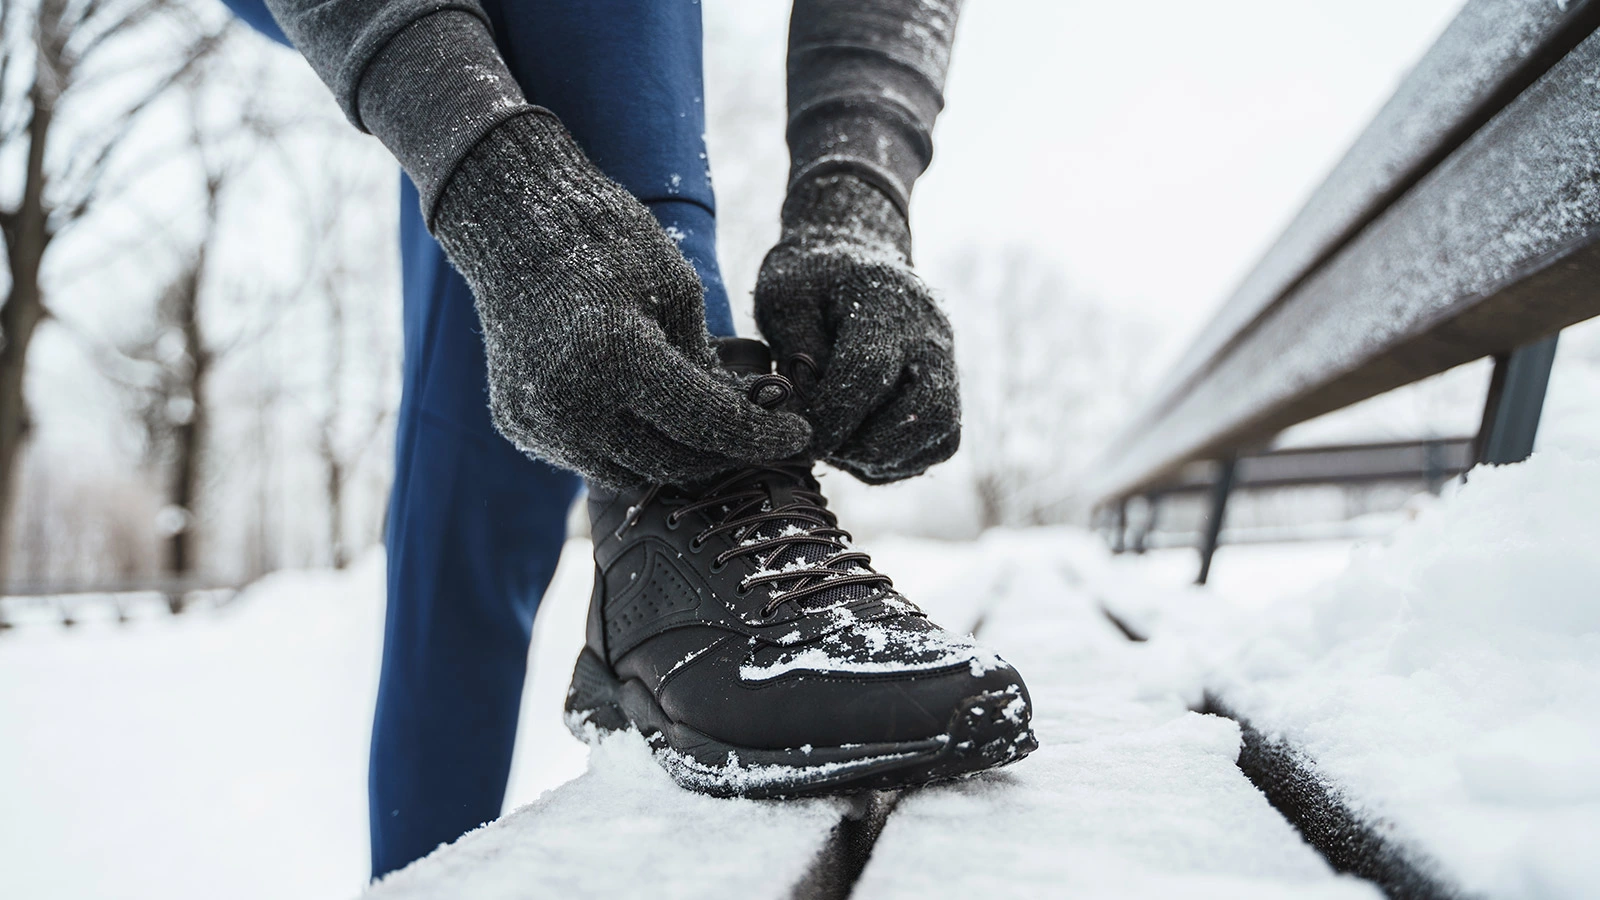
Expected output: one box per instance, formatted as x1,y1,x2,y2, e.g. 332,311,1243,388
433,111,811,488
754,173,959,484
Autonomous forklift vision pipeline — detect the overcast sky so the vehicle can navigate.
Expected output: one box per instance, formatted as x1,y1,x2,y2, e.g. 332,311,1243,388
912,0,1467,368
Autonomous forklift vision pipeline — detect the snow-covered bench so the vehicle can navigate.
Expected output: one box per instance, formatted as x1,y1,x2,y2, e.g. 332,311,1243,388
1091,0,1600,581
367,491,1599,899
1077,2,1600,896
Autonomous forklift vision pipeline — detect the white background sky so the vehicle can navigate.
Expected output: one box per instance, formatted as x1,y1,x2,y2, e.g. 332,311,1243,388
921,0,1466,368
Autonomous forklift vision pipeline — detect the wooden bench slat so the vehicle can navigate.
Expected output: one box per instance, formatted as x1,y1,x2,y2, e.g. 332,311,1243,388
854,558,1376,899
363,740,846,899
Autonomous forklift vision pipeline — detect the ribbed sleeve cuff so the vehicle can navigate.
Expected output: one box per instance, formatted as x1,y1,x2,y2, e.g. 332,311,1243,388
784,0,961,217
786,96,932,218
355,10,536,223
292,0,491,128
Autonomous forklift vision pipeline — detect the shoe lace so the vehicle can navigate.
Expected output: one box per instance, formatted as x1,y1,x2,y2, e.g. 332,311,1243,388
618,367,892,619
692,464,892,617
625,462,893,619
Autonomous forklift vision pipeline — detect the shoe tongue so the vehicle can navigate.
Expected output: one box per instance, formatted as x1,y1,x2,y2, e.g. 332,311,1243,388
714,337,773,377
706,341,875,610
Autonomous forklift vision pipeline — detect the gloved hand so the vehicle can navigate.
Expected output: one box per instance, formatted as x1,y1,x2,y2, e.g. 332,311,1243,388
433,111,811,488
754,173,960,484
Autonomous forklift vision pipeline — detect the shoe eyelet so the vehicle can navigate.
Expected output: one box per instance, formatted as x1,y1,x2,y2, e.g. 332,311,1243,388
735,582,751,596
665,514,681,530
689,535,705,552
709,557,727,573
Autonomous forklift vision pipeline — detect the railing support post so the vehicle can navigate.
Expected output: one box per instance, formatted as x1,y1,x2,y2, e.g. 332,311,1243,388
1130,495,1158,555
1196,458,1237,585
1474,333,1560,466
1423,439,1447,495
1110,499,1128,555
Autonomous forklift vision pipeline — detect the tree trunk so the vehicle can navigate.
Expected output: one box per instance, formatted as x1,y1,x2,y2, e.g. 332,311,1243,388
321,270,349,569
164,263,209,577
327,456,346,569
0,68,58,584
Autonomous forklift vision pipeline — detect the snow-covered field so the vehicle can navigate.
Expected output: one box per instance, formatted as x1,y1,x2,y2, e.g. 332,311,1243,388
0,562,386,900
0,543,597,900
5,448,1599,898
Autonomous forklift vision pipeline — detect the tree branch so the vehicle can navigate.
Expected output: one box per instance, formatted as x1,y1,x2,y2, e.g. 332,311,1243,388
67,0,185,69
54,26,229,225
0,4,15,127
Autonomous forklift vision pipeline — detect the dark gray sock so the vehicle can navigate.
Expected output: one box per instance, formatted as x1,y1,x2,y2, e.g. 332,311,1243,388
433,112,811,488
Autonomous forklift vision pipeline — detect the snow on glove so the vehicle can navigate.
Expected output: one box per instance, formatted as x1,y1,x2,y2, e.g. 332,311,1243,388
433,111,811,489
754,173,960,485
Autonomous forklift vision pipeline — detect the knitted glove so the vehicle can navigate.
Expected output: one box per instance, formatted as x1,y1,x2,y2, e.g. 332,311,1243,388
754,173,959,484
433,111,811,488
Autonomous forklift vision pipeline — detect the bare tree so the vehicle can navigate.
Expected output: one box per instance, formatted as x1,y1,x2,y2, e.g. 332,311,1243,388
943,247,1153,529
109,65,310,583
120,170,221,578
0,0,227,579
313,254,389,570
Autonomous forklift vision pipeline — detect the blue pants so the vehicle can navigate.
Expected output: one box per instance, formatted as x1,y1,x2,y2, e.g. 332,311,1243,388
221,0,733,877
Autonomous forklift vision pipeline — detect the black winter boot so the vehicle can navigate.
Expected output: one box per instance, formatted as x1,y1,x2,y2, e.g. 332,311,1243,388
564,338,1035,797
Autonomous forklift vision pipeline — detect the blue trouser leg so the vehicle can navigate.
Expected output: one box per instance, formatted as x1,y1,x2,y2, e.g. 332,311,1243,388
373,1,735,877
218,0,735,879
372,191,584,876
217,0,288,44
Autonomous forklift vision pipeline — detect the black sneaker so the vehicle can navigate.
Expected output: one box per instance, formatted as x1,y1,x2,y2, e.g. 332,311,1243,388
564,340,1036,798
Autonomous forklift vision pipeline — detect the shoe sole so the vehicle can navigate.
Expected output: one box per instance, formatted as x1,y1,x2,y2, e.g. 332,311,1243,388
563,646,1038,799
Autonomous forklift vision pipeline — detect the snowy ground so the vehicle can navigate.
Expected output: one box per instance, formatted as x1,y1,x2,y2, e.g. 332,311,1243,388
0,562,384,900
6,451,1598,899
0,544,598,900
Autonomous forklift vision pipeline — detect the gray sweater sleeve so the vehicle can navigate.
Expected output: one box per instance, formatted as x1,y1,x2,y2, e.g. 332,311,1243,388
259,0,537,221
785,0,963,217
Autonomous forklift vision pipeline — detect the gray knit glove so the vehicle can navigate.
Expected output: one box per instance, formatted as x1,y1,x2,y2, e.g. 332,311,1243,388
754,173,959,484
433,111,812,488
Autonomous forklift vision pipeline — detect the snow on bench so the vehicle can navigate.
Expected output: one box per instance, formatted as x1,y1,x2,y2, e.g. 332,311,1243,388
362,535,1386,899
361,451,1600,900
853,546,1376,899
364,735,847,900
1096,449,1600,899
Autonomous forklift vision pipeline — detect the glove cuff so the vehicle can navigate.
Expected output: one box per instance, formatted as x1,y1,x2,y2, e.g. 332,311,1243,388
432,107,707,337
779,172,914,264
